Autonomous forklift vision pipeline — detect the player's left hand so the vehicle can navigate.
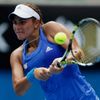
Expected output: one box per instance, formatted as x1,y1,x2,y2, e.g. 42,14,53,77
49,57,64,74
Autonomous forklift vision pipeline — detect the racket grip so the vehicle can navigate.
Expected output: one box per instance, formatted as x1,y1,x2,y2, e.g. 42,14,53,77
57,62,62,68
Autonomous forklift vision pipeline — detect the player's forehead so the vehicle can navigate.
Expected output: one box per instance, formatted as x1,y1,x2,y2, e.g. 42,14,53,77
14,15,25,20
12,15,30,22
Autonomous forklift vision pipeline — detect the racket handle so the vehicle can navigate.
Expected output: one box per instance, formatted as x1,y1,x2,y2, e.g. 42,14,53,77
57,62,62,68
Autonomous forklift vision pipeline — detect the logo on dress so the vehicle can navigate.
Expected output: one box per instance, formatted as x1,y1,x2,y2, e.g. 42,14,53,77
23,63,28,69
46,46,53,52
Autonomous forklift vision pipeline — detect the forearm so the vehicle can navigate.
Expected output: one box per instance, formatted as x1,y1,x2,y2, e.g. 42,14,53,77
13,68,38,95
13,76,31,96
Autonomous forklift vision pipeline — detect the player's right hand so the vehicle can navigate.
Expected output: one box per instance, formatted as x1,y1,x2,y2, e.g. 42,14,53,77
34,67,51,81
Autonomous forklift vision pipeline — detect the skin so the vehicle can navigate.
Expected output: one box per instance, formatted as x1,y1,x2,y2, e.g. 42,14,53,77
10,16,83,95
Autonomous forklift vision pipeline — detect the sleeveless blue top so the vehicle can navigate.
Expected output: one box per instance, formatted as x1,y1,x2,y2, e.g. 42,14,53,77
22,28,99,100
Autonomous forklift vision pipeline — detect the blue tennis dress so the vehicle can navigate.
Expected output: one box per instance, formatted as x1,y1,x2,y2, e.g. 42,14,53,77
22,28,99,100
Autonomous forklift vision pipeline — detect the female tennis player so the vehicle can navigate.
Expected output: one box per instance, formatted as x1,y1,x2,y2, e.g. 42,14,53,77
8,3,99,100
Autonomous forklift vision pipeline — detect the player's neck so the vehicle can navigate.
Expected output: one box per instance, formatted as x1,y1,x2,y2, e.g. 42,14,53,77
29,31,40,46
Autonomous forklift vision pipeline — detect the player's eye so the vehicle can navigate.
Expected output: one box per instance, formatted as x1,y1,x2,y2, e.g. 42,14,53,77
12,18,27,25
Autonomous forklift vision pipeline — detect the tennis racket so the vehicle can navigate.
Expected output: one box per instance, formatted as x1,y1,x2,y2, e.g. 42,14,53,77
57,18,100,68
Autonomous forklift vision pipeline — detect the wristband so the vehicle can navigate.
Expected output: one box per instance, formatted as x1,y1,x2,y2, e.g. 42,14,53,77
26,68,38,83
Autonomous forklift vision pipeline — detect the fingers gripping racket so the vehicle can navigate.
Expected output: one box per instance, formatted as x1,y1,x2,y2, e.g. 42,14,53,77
58,18,100,68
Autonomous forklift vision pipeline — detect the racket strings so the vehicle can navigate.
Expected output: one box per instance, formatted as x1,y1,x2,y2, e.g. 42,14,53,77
76,21,100,64
60,18,100,67
79,52,99,63
80,50,100,63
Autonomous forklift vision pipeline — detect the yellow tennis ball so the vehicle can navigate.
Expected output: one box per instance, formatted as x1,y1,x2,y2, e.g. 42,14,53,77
54,32,67,44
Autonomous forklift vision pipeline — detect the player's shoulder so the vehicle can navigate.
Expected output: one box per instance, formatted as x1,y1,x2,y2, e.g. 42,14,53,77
46,21,58,25
42,21,64,34
43,21,67,31
10,45,23,58
43,21,61,27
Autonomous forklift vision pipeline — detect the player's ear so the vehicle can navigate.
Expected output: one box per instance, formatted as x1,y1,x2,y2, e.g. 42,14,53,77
34,20,40,29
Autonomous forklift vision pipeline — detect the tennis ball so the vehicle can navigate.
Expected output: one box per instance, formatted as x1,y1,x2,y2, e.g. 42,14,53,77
54,32,67,44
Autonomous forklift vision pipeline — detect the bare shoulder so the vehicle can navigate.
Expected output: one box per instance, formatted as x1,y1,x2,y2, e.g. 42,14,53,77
11,46,22,56
42,21,71,44
43,21,64,31
10,45,23,62
42,21,71,36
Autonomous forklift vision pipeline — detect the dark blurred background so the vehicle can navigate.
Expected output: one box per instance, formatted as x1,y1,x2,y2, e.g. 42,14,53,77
0,1,100,100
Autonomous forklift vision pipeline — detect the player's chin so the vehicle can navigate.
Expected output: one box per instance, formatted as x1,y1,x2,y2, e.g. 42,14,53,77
17,35,25,40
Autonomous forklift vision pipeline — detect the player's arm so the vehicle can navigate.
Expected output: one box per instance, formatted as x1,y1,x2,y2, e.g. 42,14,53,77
10,46,31,95
44,21,84,60
10,46,51,95
43,21,84,72
43,21,70,47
